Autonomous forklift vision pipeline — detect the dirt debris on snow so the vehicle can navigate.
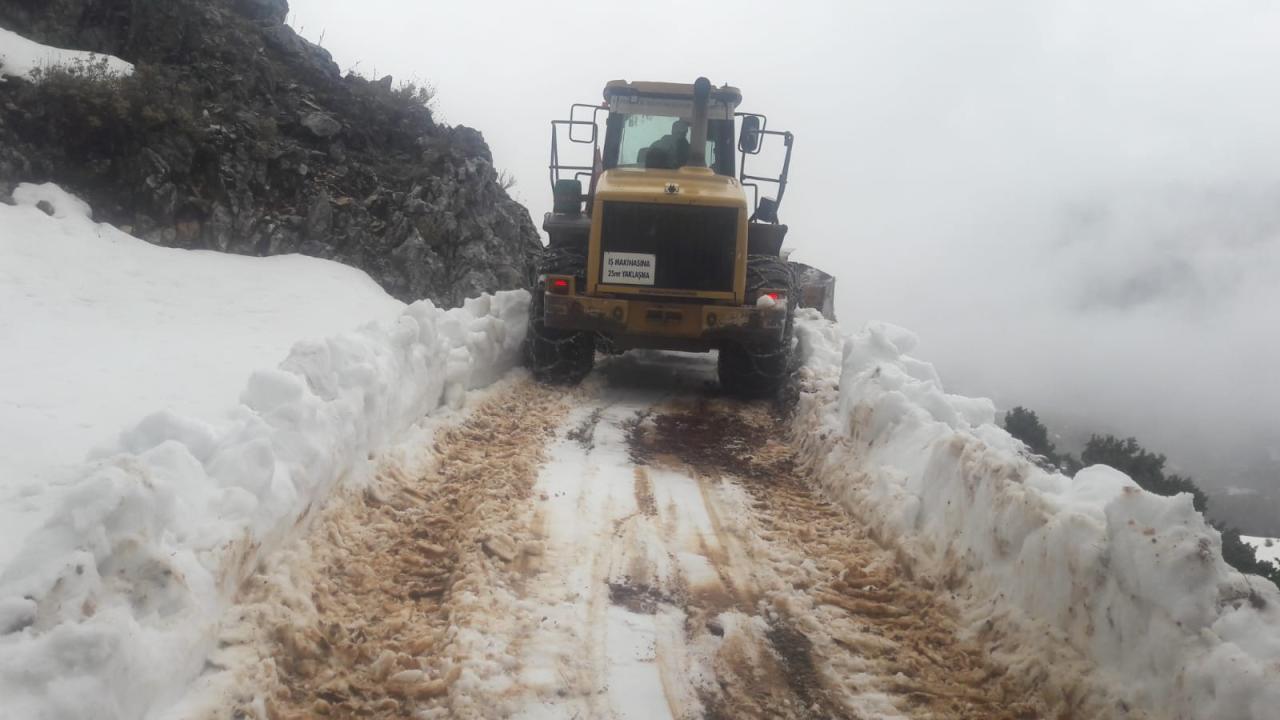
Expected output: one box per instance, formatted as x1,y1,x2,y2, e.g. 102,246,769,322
220,380,566,719
628,398,1051,720
567,408,605,451
208,353,1085,720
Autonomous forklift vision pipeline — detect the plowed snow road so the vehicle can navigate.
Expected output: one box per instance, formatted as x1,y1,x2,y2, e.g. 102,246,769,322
216,353,1053,719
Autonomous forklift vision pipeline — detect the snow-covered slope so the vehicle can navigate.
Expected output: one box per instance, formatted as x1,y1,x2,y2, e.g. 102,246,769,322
0,184,403,569
0,26,133,79
0,185,530,720
1243,536,1280,571
792,314,1280,720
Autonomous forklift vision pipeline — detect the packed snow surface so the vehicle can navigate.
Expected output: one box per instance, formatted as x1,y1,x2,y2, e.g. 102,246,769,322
0,185,530,720
0,26,133,80
0,183,403,569
792,312,1280,720
213,358,1051,719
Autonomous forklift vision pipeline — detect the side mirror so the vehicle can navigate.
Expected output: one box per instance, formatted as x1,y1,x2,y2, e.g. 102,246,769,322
738,115,761,153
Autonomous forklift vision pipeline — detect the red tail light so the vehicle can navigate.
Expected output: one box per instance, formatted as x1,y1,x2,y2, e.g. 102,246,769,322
548,276,572,295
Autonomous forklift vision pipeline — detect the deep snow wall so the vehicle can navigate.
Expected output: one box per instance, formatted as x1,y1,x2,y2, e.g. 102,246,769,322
0,286,530,720
0,181,407,576
791,313,1280,720
0,0,540,307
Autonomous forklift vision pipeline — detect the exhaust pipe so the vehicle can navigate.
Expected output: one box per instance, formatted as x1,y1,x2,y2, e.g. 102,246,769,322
686,76,711,168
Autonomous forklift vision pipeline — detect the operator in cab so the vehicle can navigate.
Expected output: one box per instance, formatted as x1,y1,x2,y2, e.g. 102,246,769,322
644,119,691,169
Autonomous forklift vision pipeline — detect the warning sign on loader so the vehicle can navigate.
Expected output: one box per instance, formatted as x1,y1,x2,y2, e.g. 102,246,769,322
603,252,656,285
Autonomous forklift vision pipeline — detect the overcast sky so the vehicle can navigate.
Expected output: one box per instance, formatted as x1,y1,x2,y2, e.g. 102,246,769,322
289,0,1280,490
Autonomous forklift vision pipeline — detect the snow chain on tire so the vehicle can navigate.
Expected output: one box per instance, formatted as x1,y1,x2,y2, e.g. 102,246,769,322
718,255,799,398
525,246,595,385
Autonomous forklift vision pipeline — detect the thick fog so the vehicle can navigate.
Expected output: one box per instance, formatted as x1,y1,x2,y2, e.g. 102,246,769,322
289,0,1280,496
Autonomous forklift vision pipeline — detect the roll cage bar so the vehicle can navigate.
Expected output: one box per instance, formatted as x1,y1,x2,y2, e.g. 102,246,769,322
548,103,605,193
735,112,794,221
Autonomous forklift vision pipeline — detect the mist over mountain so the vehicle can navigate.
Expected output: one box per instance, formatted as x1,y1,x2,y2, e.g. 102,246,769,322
298,0,1280,517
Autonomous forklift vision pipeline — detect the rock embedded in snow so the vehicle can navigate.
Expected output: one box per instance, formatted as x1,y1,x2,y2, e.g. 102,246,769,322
388,669,425,686
482,532,520,563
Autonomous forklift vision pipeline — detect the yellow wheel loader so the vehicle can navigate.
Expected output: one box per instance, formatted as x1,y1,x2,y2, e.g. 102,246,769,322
526,77,834,396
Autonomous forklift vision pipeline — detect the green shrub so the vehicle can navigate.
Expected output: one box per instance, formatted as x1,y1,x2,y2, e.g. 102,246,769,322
20,61,199,162
393,80,436,113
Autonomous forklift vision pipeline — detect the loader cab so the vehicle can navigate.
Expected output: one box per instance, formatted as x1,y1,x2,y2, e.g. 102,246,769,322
599,81,740,176
547,80,792,224
545,79,797,260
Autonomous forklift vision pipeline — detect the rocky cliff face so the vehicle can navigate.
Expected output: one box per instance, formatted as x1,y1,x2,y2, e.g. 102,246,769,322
0,0,541,306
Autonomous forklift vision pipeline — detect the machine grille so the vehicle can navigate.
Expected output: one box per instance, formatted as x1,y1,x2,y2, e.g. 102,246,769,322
598,201,738,293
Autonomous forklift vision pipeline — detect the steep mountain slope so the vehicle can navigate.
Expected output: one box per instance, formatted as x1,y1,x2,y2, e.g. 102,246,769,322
0,0,539,306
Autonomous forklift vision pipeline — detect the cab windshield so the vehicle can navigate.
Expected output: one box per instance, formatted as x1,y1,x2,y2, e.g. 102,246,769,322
617,114,715,170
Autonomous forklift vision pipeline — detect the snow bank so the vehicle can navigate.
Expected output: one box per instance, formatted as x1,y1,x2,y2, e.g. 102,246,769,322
0,183,404,570
0,26,133,80
0,187,531,719
792,312,1280,719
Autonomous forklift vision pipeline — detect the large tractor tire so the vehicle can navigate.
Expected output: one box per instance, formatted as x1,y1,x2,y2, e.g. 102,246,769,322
718,256,798,398
525,247,595,385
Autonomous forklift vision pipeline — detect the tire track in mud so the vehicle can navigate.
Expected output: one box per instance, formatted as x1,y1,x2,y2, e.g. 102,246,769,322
633,398,1049,720
224,380,566,719
216,353,1062,720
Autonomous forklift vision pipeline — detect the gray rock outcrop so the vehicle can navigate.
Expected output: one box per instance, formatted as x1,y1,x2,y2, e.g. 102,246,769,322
0,0,540,307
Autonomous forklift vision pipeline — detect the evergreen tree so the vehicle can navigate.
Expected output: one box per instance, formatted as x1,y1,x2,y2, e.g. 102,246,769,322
1164,473,1209,514
1060,453,1083,475
1082,435,1167,489
1004,407,1057,461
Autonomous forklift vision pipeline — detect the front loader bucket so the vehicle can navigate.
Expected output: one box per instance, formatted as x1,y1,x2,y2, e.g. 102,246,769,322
789,262,837,321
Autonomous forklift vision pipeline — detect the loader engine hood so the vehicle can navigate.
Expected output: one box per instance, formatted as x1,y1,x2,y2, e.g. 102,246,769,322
592,166,748,210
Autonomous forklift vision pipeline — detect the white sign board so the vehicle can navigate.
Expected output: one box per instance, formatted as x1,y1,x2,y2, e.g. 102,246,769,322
602,252,656,285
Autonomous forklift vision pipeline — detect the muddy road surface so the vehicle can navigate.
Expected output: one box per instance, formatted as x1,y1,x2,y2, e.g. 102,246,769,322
219,353,1053,719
